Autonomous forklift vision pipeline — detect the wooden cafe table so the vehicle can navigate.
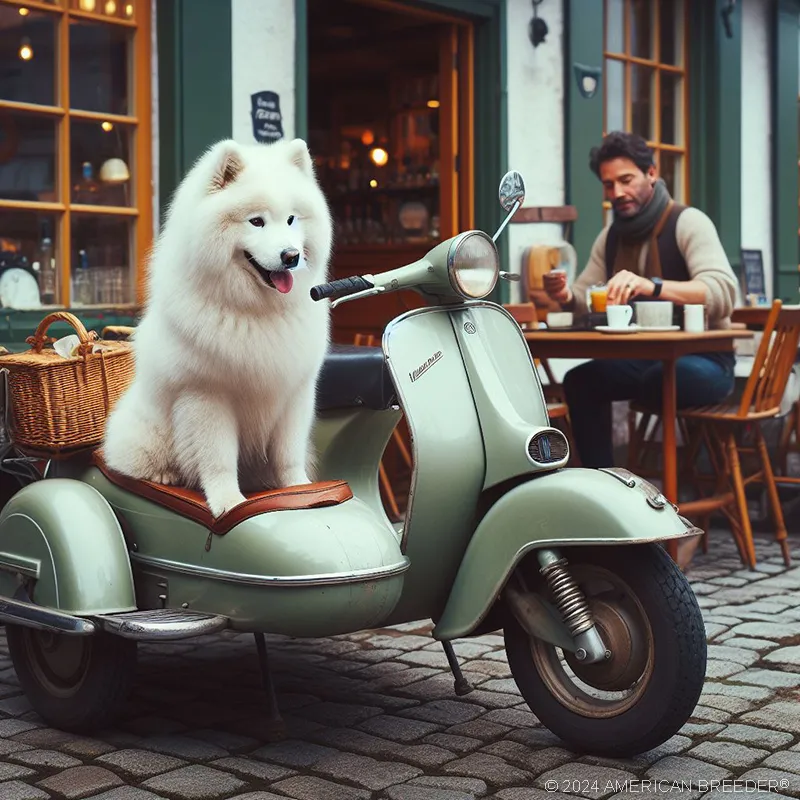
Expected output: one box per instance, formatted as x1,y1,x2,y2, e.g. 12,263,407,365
524,327,754,559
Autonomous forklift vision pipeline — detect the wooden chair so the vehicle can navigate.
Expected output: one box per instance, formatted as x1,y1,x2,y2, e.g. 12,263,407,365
664,300,800,568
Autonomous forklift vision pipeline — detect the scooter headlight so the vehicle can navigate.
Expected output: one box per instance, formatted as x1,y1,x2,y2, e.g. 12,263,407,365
447,231,499,299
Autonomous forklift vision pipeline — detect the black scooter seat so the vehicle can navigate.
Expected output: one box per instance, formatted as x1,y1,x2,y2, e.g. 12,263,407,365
317,345,397,411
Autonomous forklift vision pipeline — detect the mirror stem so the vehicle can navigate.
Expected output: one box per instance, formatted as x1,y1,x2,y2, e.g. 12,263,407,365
492,200,520,243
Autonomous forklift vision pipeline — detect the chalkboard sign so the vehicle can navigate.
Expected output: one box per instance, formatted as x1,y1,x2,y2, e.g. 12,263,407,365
740,248,766,299
251,91,284,143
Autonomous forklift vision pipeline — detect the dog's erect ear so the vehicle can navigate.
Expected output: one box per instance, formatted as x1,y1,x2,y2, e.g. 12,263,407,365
286,139,313,176
209,141,244,191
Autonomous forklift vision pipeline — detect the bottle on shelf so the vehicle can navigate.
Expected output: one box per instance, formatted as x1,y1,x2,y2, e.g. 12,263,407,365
39,232,57,305
73,162,99,205
73,249,94,306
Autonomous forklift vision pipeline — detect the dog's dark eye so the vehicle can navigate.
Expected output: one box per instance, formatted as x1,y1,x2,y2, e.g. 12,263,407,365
287,215,295,226
249,217,265,227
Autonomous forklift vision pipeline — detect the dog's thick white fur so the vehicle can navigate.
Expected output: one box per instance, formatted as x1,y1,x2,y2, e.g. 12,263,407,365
102,138,333,518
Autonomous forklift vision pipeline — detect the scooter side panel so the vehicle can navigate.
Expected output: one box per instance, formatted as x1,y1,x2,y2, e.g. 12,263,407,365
381,308,486,625
433,468,700,640
0,479,135,615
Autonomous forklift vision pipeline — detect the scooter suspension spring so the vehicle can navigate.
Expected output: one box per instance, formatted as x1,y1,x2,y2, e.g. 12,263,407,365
540,558,594,636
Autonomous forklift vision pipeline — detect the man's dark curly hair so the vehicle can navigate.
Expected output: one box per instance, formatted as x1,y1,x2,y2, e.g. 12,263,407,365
589,131,654,177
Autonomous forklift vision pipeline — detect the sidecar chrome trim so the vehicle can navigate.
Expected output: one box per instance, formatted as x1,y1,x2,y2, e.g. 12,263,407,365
129,553,411,587
94,608,229,640
0,595,96,635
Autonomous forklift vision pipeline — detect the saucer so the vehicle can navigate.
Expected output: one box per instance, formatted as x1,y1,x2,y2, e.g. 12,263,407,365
596,324,638,335
638,325,680,332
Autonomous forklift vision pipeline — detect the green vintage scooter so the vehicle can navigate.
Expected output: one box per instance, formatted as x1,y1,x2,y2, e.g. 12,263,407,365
0,171,706,757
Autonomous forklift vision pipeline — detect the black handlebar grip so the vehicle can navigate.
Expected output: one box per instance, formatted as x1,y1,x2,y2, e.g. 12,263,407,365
310,275,374,302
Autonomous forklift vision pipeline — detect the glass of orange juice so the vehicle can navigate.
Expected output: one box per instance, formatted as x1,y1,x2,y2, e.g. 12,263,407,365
589,284,608,313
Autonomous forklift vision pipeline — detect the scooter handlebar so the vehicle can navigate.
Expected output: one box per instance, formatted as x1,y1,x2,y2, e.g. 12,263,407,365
310,275,374,302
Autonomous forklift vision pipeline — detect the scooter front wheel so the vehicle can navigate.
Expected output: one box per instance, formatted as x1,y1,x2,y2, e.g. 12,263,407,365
505,543,706,757
6,625,137,732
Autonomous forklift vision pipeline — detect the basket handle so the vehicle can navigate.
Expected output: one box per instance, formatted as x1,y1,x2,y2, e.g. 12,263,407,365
26,312,98,356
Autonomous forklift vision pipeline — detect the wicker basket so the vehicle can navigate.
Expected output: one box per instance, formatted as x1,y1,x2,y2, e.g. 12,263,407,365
0,311,135,457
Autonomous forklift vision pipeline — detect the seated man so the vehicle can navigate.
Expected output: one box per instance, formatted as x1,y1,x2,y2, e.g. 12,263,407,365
543,131,739,469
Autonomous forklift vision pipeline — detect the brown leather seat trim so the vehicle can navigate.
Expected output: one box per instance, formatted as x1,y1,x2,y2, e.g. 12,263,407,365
94,456,353,535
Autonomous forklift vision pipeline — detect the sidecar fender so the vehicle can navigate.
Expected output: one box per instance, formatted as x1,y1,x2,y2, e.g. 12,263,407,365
433,467,700,640
0,479,135,615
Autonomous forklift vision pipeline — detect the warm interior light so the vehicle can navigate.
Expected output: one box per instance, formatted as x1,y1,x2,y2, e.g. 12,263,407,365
369,147,388,167
79,0,97,11
101,121,114,132
427,99,440,109
18,39,33,61
18,8,30,16
125,3,133,16
105,0,117,14
360,129,375,146
369,179,378,188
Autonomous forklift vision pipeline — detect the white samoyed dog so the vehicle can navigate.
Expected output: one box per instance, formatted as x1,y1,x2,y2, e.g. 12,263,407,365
102,137,333,518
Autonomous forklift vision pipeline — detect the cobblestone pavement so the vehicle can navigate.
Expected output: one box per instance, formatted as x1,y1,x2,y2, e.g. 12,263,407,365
0,531,799,800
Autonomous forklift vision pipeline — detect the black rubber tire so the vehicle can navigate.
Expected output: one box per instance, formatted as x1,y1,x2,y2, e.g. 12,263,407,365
6,625,137,732
505,543,706,757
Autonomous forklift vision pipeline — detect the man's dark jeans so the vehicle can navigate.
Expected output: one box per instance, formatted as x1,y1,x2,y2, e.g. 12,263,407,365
562,354,736,468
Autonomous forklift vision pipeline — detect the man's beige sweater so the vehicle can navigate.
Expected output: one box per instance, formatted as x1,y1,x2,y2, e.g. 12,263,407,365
569,207,740,329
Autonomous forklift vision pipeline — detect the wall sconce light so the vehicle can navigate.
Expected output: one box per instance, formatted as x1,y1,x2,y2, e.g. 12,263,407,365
528,0,548,48
573,63,602,99
721,0,736,39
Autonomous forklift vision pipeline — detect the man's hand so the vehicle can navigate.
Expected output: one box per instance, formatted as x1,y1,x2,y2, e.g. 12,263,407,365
542,269,573,304
606,270,654,305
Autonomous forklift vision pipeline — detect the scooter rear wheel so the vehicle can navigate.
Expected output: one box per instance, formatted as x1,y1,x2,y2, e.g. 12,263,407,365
6,625,137,732
505,542,706,757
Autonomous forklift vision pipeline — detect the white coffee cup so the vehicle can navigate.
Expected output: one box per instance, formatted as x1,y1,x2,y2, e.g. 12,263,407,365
635,301,674,328
684,304,705,333
606,304,633,329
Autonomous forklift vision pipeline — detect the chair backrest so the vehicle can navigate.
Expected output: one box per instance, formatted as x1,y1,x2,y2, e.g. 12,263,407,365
737,299,800,417
503,302,539,329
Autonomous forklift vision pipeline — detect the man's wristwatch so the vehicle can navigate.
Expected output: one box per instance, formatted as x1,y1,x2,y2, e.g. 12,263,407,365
651,277,663,298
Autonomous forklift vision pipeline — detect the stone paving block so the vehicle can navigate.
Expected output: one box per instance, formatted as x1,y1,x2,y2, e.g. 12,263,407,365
96,748,187,778
481,741,574,775
764,646,800,666
0,762,35,780
729,621,799,640
0,781,51,800
483,708,537,728
507,727,564,749
706,644,760,666
357,714,442,742
399,744,458,768
396,651,450,668
142,765,246,799
443,753,532,787
37,766,124,799
373,668,442,690
535,763,638,799
271,775,372,799
701,682,772,701
385,787,472,800
136,734,228,761
314,751,422,790
410,775,488,796
12,729,116,757
224,794,288,800
0,740,33,756
718,724,794,749
362,635,430,651
341,648,403,663
445,719,511,740
737,768,800,796
294,701,383,727
456,690,521,711
252,739,338,768
8,748,81,769
764,753,800,775
689,740,769,769
396,674,464,701
705,660,746,679
729,669,800,688
459,660,512,679
687,705,732,723
423,733,482,754
209,756,294,781
645,755,731,782
0,720,40,737
742,702,800,734
699,694,756,714
400,699,485,726
81,789,169,800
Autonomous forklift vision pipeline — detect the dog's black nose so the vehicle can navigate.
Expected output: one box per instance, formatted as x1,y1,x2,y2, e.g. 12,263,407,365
281,248,300,268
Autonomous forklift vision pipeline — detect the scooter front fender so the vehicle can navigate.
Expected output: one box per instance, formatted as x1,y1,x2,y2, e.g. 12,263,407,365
0,479,135,615
433,467,700,640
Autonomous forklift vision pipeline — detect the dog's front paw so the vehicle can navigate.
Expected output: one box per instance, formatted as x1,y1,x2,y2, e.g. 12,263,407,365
207,490,247,519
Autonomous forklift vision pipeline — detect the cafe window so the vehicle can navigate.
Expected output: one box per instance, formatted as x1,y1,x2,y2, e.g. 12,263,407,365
603,0,689,201
0,0,151,308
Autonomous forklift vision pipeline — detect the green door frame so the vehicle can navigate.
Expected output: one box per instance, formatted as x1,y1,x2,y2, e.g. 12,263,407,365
295,0,509,291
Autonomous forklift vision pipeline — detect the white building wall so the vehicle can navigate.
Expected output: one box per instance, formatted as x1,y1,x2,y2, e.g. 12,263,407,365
231,0,296,144
740,0,773,300
505,0,566,300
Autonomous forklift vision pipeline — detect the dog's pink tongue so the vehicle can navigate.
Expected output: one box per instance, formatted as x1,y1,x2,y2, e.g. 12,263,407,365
270,271,294,294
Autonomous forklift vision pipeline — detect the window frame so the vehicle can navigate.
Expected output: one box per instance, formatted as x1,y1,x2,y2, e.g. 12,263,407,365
602,0,690,204
0,0,152,308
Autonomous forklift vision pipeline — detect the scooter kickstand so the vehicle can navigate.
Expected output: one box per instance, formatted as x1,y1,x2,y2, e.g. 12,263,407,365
253,632,287,740
441,641,473,696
